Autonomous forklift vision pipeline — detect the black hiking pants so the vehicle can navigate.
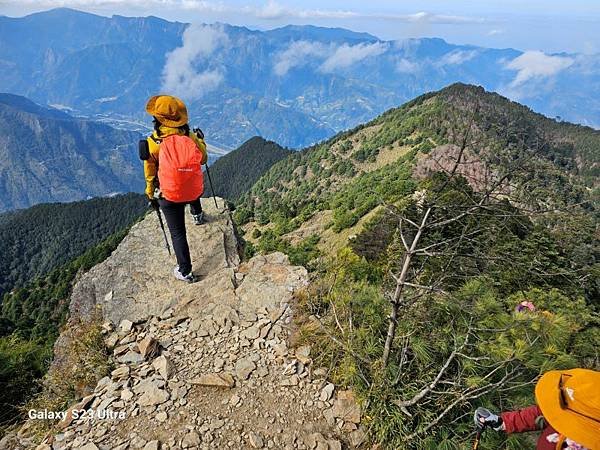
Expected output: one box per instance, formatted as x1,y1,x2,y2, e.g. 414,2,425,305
159,197,203,276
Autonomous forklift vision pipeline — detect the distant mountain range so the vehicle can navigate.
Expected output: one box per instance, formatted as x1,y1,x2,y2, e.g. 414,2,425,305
1,8,599,149
239,83,599,232
0,93,143,211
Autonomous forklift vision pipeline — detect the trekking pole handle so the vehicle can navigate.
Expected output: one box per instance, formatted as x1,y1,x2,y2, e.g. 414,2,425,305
192,127,204,139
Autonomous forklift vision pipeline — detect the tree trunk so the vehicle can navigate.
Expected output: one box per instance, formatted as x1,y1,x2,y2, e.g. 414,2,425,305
382,208,431,366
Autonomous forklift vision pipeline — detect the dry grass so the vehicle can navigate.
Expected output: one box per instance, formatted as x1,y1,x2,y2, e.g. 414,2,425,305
20,318,111,442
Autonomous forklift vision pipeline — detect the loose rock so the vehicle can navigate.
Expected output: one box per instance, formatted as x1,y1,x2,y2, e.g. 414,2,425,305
235,358,256,380
152,355,174,380
138,336,159,359
248,431,264,448
191,372,235,388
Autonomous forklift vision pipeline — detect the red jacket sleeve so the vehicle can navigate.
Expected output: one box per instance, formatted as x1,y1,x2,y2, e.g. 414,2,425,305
501,405,544,434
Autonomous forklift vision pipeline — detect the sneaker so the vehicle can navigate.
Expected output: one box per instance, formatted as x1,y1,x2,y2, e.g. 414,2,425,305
192,212,205,225
173,266,196,283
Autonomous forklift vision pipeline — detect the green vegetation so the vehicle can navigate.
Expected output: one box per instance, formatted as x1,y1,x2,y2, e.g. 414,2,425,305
237,84,599,236
329,154,416,232
0,193,147,299
255,231,321,267
235,84,599,448
206,136,292,202
0,334,50,429
1,228,133,340
295,174,598,449
0,225,136,430
23,320,112,440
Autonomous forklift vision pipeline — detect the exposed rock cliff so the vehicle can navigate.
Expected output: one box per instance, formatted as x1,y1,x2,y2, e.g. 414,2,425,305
2,199,364,450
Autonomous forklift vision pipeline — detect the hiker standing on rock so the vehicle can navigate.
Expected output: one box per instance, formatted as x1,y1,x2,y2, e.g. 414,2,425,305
143,94,208,283
474,368,600,449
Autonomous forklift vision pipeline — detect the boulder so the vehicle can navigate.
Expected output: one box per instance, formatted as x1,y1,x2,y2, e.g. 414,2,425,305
295,345,311,364
137,336,159,359
136,384,169,407
235,358,256,380
143,441,161,450
181,431,201,448
248,431,264,449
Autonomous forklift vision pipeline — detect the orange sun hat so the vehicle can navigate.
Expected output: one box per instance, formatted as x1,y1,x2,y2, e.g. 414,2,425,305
535,368,600,449
145,94,188,127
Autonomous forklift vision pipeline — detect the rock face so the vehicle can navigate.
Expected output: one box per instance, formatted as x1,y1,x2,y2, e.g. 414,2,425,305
66,198,242,324
4,198,361,450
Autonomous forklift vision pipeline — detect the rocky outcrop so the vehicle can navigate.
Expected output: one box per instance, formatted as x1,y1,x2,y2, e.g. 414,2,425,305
38,300,352,450
2,198,365,449
66,198,243,325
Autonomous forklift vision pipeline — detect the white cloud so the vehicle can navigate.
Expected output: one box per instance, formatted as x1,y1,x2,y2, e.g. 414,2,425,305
319,42,388,73
506,51,574,86
273,41,328,76
274,40,390,75
396,58,419,74
438,49,479,66
253,1,363,21
393,11,485,24
487,29,504,36
161,24,228,100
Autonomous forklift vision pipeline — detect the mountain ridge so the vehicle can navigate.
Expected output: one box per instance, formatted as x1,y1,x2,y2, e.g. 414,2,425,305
0,93,144,211
206,136,293,202
236,82,598,262
1,8,598,149
0,85,597,449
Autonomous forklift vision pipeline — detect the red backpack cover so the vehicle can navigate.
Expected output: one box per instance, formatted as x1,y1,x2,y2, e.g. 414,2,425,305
158,134,204,202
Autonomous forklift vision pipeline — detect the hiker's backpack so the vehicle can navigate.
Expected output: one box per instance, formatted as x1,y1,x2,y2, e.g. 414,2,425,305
157,134,204,202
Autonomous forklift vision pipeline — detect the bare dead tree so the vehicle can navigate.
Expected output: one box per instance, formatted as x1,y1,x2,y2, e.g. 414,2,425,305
382,105,481,365
380,102,576,368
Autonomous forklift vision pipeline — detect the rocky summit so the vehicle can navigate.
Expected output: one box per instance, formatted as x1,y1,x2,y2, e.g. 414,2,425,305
2,198,365,450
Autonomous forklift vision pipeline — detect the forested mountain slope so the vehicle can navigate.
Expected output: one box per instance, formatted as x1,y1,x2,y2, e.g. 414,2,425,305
0,194,146,300
237,83,598,234
205,136,292,202
0,93,143,211
235,83,599,448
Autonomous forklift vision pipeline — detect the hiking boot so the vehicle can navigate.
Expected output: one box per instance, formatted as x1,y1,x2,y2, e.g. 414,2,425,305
192,212,205,225
173,266,196,283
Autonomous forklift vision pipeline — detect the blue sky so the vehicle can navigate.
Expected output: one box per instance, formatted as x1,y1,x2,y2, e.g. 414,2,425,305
1,0,599,53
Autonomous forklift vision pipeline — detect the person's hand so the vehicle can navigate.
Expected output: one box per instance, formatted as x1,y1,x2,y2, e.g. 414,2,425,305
474,407,504,431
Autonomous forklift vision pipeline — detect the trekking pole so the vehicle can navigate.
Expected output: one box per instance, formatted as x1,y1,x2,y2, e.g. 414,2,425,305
192,127,220,211
472,428,483,450
151,202,171,255
204,163,219,210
